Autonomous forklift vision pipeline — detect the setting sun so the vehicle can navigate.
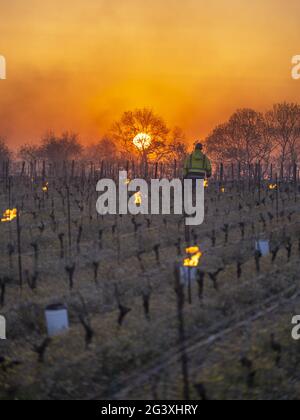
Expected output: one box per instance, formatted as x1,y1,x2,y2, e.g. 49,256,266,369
133,133,152,151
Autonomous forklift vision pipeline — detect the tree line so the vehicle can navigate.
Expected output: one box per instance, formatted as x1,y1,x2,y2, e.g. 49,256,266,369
0,103,299,175
205,103,300,175
0,108,187,167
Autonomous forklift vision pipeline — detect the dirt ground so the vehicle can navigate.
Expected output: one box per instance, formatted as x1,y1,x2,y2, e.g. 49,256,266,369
0,176,299,400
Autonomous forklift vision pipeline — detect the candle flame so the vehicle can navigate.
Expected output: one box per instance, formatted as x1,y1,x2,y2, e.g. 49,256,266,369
1,208,17,223
134,191,142,205
183,246,202,267
42,182,49,192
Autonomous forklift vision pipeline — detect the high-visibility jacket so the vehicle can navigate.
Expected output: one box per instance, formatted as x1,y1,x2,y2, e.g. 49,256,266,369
183,150,212,177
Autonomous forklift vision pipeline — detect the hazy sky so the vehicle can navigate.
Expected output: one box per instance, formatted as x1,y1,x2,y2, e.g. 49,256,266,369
0,0,300,148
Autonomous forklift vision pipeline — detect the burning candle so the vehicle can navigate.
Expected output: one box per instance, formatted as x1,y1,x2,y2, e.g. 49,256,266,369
134,191,142,206
183,246,202,267
1,208,17,223
42,182,49,192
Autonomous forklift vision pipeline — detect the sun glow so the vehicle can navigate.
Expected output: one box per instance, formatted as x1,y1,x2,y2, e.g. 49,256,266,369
133,133,152,151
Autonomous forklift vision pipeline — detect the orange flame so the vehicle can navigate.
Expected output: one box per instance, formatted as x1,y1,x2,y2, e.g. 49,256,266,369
1,208,17,223
134,191,142,205
269,183,277,190
183,246,202,267
204,180,209,188
42,182,49,192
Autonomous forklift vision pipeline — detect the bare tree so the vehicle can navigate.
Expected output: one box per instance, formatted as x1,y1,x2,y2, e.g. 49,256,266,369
111,108,169,164
205,109,273,169
39,131,82,164
166,127,187,162
85,137,117,162
18,144,41,164
0,138,11,163
265,103,300,170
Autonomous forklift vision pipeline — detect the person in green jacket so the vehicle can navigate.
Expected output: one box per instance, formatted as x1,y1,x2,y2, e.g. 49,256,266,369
183,143,212,179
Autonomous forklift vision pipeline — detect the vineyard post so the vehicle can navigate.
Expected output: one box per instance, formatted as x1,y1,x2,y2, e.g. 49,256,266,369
275,174,279,220
240,162,245,193
42,160,46,182
187,268,192,305
248,164,251,191
20,161,25,178
160,163,164,178
8,176,11,208
66,186,72,254
71,160,75,179
293,163,297,202
143,160,147,179
16,206,23,289
81,164,85,183
5,160,9,193
99,161,103,179
270,164,273,182
90,162,93,180
220,163,224,184
258,162,261,202
64,160,68,182
174,264,190,400
287,165,290,182
34,160,37,180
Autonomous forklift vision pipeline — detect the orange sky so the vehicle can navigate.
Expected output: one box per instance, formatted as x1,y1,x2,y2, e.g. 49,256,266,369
0,0,300,149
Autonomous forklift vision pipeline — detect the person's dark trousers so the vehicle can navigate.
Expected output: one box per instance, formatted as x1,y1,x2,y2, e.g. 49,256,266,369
184,173,205,202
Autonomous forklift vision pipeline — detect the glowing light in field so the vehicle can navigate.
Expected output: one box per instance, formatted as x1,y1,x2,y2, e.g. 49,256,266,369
269,183,278,190
134,191,142,206
42,182,49,192
133,133,152,151
204,180,209,188
1,208,17,223
183,246,202,267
